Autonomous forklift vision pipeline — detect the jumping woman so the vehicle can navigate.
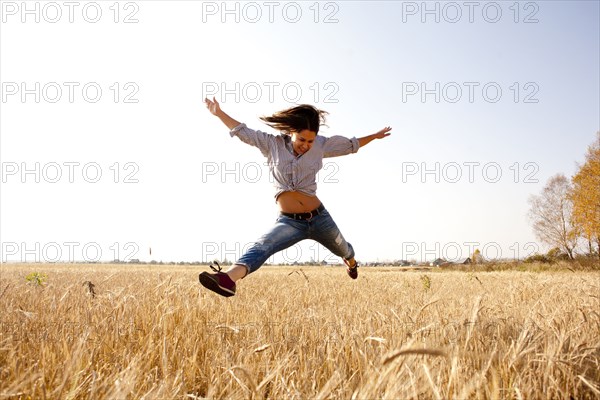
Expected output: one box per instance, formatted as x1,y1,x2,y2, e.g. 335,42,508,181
200,98,391,297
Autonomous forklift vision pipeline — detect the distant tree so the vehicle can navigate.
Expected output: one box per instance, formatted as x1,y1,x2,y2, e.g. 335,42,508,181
569,133,600,257
528,174,578,259
524,253,551,264
546,247,562,259
472,249,484,264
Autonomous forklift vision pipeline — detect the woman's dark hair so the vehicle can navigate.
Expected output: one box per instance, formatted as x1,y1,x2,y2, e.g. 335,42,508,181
260,104,328,135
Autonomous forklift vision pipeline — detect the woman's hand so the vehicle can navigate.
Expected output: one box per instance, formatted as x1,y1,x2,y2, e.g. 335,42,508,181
373,126,392,139
358,126,392,148
204,97,242,130
204,96,222,116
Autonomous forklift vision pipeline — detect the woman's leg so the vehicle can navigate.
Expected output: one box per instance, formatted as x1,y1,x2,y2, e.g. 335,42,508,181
200,216,308,296
309,208,359,276
310,209,355,257
225,264,250,281
227,215,307,282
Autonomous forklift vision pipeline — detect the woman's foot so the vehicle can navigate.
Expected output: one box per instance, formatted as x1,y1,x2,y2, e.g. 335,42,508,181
344,258,359,280
199,262,236,297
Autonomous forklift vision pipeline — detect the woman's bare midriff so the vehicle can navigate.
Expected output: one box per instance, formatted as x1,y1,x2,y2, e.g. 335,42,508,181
277,191,322,213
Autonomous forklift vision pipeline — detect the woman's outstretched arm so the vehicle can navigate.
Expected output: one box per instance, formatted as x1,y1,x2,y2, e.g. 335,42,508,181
204,97,241,130
358,126,392,148
205,97,275,156
322,126,392,157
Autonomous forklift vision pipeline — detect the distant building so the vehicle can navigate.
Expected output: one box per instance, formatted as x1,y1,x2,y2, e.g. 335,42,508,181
430,258,446,267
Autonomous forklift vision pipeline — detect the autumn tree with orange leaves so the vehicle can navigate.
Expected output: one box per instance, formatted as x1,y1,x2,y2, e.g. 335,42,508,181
569,133,600,257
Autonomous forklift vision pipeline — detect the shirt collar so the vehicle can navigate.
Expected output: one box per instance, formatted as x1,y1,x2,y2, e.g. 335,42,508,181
283,135,301,157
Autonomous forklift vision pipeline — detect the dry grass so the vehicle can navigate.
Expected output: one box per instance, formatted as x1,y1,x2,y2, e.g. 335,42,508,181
1,263,599,399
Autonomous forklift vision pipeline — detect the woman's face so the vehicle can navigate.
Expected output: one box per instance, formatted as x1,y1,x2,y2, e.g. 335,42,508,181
291,129,317,156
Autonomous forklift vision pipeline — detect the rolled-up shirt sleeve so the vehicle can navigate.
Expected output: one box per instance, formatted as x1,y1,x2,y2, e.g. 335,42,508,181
230,123,274,157
322,135,360,158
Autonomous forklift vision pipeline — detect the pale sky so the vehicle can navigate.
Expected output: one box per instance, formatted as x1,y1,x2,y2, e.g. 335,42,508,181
1,1,599,264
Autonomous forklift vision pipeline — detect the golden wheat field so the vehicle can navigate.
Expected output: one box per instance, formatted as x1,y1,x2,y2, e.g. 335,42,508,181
0,263,599,399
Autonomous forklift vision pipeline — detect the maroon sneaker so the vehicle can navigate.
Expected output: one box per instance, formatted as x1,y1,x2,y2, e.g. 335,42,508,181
199,262,236,297
344,259,359,280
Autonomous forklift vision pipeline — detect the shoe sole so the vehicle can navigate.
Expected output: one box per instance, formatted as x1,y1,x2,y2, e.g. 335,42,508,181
198,272,235,297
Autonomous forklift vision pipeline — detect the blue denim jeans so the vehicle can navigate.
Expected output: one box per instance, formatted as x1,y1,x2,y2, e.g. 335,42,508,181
236,206,355,274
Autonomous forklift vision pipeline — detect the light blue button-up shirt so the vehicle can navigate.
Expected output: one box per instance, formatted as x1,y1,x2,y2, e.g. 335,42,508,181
230,123,360,200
